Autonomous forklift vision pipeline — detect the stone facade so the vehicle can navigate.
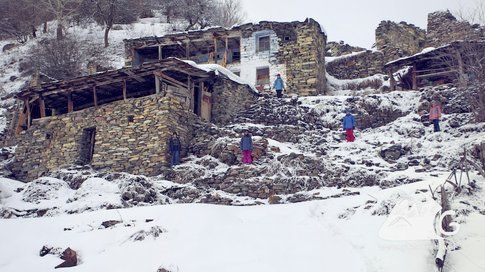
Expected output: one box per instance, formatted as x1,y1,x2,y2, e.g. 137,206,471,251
11,95,195,181
426,10,484,48
211,78,260,125
326,50,385,79
375,20,426,63
265,19,326,96
124,19,327,96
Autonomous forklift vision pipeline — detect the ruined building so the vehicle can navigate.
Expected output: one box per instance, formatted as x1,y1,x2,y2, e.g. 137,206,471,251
327,10,484,88
11,58,258,181
124,19,327,96
426,10,484,48
375,21,427,63
384,40,485,90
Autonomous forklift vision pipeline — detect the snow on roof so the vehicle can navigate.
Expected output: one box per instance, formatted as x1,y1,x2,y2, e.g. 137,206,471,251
382,41,475,67
182,59,258,93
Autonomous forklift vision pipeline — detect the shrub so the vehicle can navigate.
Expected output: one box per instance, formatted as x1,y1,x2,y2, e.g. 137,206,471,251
29,37,83,80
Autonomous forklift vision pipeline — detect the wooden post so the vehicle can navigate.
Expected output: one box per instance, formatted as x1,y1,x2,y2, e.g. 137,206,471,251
223,36,228,67
123,80,127,100
389,70,396,91
67,91,74,113
25,98,31,129
455,49,466,87
441,187,451,232
16,103,26,134
213,37,218,63
155,74,160,94
93,86,98,107
39,95,46,118
412,65,418,90
185,42,190,59
188,76,193,111
158,45,163,60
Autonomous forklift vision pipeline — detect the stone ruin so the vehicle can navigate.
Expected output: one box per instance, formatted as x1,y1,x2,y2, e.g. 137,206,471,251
375,20,427,63
426,10,484,48
327,10,484,83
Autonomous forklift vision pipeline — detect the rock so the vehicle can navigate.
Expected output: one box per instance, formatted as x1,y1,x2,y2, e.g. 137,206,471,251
380,144,406,162
39,246,52,257
2,43,17,52
129,226,166,242
268,195,282,204
408,159,420,166
101,220,122,228
9,76,17,82
395,162,409,171
55,248,77,269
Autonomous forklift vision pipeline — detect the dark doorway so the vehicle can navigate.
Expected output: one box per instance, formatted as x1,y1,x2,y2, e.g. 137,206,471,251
77,127,96,165
193,87,201,116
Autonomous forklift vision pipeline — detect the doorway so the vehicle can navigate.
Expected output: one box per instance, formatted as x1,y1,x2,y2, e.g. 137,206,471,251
77,127,96,165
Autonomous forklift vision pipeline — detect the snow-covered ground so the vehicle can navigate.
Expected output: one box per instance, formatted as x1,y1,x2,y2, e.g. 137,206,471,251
0,172,484,272
1,15,484,272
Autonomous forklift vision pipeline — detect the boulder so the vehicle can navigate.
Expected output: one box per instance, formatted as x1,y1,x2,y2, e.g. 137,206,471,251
2,43,16,52
55,248,77,269
101,220,122,228
268,195,282,204
380,144,406,162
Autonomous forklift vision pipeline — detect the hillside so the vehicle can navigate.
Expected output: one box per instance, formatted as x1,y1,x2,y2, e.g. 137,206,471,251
0,14,485,272
1,84,484,271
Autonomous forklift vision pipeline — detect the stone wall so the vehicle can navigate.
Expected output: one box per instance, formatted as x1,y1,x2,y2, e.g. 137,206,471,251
375,20,426,63
326,50,385,79
11,94,195,181
211,78,259,125
326,41,366,57
426,10,484,48
276,19,327,96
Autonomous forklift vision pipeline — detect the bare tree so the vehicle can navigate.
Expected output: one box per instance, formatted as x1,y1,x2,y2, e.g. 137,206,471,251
177,0,218,30
157,0,180,23
0,0,51,42
454,0,485,25
213,0,246,28
29,37,83,80
81,0,143,47
40,0,83,40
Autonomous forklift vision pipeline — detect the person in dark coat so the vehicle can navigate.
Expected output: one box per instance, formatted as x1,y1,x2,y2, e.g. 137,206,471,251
240,131,253,164
343,110,356,142
273,74,285,98
168,132,181,166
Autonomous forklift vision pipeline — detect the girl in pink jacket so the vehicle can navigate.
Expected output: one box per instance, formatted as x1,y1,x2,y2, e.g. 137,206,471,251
429,101,442,132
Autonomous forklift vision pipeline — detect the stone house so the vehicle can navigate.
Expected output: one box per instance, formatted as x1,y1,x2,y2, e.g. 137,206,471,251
124,18,327,96
11,58,258,181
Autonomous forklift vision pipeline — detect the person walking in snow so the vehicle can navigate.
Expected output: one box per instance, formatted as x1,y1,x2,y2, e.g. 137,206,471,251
429,100,442,132
240,131,253,164
273,74,285,98
343,110,356,142
168,132,181,166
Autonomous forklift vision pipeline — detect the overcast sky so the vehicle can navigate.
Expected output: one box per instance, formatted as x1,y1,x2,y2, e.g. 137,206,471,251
240,0,480,49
